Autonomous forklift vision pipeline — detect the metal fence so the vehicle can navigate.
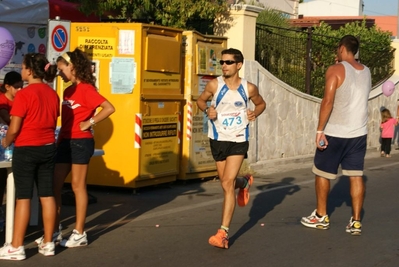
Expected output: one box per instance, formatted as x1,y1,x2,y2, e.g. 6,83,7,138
255,23,395,98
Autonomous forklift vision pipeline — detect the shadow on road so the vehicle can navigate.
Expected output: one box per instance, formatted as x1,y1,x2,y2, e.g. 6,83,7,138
327,175,368,220
229,177,300,247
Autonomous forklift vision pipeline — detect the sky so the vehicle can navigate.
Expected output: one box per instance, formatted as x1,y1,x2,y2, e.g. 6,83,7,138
302,0,398,16
363,0,397,15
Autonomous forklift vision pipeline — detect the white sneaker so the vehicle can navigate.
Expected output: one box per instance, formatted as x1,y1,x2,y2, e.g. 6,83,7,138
38,242,55,256
35,224,63,245
60,229,88,248
0,243,26,261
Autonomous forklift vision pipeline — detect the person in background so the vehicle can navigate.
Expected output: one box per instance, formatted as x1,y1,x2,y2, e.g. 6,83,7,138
301,35,371,236
0,53,59,260
380,108,398,157
0,71,23,232
197,48,266,249
0,71,23,124
52,48,114,248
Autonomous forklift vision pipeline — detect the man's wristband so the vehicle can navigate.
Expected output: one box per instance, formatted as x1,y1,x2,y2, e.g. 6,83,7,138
316,130,324,134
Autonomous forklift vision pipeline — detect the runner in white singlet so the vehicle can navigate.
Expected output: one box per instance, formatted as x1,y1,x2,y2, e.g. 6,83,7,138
197,48,266,249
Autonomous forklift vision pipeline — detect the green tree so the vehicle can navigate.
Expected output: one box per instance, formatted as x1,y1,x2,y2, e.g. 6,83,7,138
73,0,228,31
256,7,292,28
310,20,394,97
256,8,307,94
255,19,394,98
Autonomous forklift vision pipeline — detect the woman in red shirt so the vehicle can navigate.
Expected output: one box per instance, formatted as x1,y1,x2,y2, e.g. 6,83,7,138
53,48,114,248
0,53,59,260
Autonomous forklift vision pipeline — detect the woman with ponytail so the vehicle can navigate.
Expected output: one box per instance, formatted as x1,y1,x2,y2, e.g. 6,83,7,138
0,53,60,260
51,48,114,248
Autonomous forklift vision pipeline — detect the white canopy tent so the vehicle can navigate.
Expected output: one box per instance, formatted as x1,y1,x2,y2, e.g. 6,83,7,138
0,0,49,24
0,0,99,79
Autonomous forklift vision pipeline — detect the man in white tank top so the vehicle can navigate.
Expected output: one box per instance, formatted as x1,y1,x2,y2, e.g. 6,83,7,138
301,35,371,236
197,48,266,248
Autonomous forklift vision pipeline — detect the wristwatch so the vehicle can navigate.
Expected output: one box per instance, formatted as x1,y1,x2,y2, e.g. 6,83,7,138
89,117,96,126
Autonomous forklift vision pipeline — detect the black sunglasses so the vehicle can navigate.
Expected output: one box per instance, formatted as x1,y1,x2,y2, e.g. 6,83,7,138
219,60,237,65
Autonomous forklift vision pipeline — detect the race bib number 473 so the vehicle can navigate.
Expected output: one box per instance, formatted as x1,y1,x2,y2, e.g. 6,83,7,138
218,109,248,132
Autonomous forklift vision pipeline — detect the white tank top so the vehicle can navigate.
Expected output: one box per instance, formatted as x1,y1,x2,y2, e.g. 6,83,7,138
324,61,371,138
208,76,250,142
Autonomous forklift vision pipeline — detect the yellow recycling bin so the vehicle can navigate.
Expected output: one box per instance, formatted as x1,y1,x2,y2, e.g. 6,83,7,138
59,23,183,188
179,31,227,180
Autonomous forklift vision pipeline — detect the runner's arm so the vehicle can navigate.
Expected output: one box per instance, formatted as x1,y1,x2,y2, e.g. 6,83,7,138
197,78,217,113
248,83,266,120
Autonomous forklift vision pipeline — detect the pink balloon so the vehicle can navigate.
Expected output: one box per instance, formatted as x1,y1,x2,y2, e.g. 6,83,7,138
0,27,15,69
382,80,395,97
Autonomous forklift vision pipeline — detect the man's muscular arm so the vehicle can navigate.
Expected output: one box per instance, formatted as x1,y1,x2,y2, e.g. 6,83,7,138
247,82,266,121
316,63,344,149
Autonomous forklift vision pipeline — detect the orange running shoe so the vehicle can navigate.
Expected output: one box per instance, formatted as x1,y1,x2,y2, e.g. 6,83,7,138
208,229,229,249
237,174,253,207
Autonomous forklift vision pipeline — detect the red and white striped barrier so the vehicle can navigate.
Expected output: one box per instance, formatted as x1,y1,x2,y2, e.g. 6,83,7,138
186,102,192,140
135,113,142,148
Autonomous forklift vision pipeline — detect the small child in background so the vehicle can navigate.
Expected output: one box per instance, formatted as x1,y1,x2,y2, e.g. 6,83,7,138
380,108,398,157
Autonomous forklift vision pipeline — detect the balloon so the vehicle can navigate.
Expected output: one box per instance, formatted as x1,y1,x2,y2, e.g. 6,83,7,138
382,80,395,97
0,27,15,69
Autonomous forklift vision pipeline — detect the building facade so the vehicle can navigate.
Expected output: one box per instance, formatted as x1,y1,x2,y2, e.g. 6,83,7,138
298,0,364,16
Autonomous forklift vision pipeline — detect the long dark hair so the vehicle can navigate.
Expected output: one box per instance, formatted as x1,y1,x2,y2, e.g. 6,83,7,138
57,48,96,87
381,108,392,123
23,53,58,82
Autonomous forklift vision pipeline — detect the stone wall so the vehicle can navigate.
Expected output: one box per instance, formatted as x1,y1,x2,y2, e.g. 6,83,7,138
243,60,399,166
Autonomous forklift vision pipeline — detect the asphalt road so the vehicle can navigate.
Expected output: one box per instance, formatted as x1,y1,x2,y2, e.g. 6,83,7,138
1,148,398,266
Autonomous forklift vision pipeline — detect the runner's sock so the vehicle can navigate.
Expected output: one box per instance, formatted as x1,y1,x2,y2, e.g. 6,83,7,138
241,176,249,189
220,225,229,234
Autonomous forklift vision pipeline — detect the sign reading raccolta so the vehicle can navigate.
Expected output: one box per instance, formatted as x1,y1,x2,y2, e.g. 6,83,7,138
82,38,113,50
77,37,116,59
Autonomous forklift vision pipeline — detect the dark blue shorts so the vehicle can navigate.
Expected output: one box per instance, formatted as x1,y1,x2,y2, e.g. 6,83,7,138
12,144,56,199
313,135,367,179
209,139,248,162
55,138,94,164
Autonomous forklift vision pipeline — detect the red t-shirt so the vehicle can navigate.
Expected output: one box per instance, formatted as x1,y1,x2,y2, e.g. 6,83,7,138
0,93,13,113
10,83,60,147
59,83,106,139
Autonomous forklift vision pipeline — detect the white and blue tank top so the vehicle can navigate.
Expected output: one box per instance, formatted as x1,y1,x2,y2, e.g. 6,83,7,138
208,76,250,142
